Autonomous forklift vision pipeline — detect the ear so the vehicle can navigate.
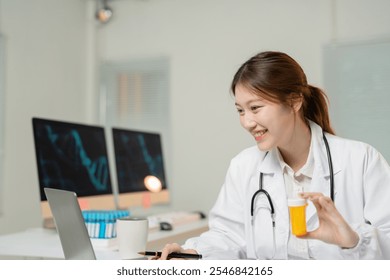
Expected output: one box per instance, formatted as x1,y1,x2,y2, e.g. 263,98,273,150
291,93,303,113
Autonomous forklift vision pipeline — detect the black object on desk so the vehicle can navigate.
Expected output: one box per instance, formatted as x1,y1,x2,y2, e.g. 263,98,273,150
138,251,202,260
159,222,173,231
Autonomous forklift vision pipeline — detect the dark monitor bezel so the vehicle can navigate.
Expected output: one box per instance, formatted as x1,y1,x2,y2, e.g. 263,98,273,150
32,117,113,201
111,127,168,194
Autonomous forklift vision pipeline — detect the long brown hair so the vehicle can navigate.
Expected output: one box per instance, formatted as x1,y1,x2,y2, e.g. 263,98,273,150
231,51,335,135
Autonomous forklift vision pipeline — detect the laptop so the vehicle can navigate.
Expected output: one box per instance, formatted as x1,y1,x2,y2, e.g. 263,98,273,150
44,187,97,260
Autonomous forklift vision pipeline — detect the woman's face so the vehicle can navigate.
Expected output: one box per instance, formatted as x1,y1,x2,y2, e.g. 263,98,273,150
234,85,297,152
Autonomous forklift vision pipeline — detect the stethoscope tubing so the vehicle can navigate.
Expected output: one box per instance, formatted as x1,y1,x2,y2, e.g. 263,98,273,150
250,173,274,217
322,133,334,201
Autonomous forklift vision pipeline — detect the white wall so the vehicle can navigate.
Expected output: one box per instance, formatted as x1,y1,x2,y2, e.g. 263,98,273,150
0,0,389,235
0,0,89,233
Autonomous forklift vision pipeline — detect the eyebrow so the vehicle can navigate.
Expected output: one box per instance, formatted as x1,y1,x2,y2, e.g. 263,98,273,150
235,97,265,107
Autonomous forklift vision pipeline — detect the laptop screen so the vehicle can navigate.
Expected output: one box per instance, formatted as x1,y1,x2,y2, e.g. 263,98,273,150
44,188,96,260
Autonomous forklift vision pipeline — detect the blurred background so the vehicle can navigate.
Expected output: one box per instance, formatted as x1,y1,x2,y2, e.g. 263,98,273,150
0,0,389,235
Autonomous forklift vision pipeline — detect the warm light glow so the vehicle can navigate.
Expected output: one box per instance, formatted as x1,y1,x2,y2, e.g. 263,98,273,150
144,175,162,193
96,8,112,23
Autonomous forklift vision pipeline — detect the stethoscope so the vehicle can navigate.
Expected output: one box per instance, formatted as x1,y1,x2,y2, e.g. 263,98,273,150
250,132,334,259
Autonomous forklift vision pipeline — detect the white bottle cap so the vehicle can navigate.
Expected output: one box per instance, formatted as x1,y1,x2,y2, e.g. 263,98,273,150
288,198,307,207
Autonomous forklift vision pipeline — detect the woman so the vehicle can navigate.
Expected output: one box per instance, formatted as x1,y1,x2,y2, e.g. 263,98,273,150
158,51,390,259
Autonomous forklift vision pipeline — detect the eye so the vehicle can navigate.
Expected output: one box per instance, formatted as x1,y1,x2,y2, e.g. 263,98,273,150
236,108,244,115
251,105,262,111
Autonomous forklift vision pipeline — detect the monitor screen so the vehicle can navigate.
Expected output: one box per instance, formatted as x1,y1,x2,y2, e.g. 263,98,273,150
32,117,113,201
112,128,167,193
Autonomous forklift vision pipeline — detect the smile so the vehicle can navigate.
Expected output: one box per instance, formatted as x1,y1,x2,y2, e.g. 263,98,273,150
254,129,268,141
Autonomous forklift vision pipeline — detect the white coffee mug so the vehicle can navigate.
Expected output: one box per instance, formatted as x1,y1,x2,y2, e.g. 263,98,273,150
116,217,149,259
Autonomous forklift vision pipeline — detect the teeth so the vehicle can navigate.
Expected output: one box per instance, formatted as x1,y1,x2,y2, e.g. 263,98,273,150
254,130,267,137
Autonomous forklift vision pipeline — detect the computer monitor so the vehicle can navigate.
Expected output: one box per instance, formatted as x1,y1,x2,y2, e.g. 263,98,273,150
32,117,116,224
112,128,169,209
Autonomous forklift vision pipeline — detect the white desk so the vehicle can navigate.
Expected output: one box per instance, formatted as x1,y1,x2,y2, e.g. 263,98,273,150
0,219,208,260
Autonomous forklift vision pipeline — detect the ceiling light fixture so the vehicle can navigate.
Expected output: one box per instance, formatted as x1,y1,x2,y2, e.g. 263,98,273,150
96,0,113,24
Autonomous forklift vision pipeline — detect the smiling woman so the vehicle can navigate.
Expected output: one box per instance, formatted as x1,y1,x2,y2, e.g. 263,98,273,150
153,51,390,260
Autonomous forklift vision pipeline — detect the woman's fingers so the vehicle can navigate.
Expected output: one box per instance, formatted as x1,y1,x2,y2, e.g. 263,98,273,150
300,192,335,214
159,243,183,260
153,244,199,260
300,192,324,202
300,192,324,212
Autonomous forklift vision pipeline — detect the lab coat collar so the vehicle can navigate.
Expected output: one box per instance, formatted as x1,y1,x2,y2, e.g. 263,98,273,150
258,148,282,175
309,120,342,178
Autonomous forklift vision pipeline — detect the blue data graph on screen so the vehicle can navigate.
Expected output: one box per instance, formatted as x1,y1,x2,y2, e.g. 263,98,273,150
32,118,112,200
137,134,161,176
44,126,109,191
112,128,167,193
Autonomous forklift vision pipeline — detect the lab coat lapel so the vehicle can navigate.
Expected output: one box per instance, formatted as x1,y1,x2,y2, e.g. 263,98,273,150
306,168,328,222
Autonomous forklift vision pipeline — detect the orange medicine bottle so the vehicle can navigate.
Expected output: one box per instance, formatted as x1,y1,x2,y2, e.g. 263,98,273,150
288,198,308,236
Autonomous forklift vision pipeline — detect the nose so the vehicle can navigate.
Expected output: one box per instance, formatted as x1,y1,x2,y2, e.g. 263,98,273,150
242,113,257,129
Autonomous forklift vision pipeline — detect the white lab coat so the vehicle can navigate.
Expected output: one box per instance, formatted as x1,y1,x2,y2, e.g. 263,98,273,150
183,121,390,259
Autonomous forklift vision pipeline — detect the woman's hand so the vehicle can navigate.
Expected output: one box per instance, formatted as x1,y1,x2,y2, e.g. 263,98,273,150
151,243,198,260
299,192,359,249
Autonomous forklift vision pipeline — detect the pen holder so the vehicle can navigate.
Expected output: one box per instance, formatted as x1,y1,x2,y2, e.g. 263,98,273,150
288,198,308,236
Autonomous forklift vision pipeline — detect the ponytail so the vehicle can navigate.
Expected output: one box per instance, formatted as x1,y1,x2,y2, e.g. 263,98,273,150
302,85,335,135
